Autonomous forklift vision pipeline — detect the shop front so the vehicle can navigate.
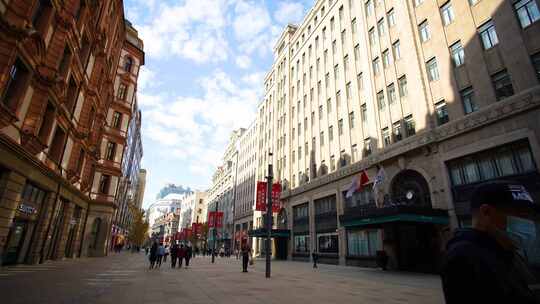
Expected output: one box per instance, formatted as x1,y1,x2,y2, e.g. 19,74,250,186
3,183,47,265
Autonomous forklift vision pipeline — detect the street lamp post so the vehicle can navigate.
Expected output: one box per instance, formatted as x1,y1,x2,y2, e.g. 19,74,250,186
211,199,219,264
265,152,273,278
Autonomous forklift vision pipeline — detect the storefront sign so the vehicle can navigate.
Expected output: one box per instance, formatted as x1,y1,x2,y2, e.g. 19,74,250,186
17,204,37,215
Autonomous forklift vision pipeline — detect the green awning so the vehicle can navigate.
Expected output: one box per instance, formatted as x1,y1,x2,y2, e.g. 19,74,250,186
248,229,290,238
342,213,449,227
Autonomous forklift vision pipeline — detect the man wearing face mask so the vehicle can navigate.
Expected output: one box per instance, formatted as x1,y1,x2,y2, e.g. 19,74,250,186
441,181,540,304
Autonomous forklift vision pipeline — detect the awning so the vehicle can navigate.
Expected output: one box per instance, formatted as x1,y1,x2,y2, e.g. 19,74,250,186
342,213,449,228
248,228,290,238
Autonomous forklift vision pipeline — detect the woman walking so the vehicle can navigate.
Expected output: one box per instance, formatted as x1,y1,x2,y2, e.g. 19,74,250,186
177,244,186,268
156,243,165,268
185,245,193,268
170,242,178,268
149,241,158,269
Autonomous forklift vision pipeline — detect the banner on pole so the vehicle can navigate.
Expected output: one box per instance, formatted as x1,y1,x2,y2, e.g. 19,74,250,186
256,181,267,211
271,183,282,213
208,212,216,227
215,211,224,228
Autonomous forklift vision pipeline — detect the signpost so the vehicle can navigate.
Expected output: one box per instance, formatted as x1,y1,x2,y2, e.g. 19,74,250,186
265,153,273,278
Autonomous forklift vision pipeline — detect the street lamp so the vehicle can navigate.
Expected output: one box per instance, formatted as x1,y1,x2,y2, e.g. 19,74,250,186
265,152,273,278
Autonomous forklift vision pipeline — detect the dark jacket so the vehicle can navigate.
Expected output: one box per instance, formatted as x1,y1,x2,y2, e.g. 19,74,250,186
186,246,193,259
170,244,179,258
177,247,187,259
441,228,539,304
149,243,158,261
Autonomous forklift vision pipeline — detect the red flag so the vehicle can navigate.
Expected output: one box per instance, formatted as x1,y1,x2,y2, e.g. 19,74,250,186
256,181,267,211
215,211,224,228
271,183,282,213
208,211,215,228
358,170,370,191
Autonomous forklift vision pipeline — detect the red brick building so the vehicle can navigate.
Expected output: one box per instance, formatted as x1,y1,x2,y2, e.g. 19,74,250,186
0,0,144,265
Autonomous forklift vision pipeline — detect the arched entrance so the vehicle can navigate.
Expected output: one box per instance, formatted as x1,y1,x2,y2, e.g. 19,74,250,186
390,170,431,206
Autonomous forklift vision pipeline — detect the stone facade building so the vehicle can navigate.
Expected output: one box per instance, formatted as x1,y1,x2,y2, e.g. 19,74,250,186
0,0,144,265
232,120,257,251
254,0,540,271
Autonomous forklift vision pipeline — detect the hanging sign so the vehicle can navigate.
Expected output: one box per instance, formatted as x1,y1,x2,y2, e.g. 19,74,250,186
256,181,267,211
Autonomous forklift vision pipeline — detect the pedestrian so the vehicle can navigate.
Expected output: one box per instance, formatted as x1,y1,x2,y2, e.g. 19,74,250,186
170,242,179,268
145,246,149,255
241,243,251,273
177,244,186,268
148,241,158,269
163,245,169,263
156,243,165,268
441,181,540,304
185,245,193,268
312,251,319,268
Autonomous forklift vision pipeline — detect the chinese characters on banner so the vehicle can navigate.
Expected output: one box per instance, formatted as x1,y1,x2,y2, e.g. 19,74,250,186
207,211,224,228
192,223,202,235
255,182,282,212
256,181,267,211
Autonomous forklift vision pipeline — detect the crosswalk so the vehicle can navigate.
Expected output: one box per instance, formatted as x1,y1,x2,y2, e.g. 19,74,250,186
83,269,138,286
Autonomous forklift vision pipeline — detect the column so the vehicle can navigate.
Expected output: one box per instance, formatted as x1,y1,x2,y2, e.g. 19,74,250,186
308,197,315,262
336,185,346,266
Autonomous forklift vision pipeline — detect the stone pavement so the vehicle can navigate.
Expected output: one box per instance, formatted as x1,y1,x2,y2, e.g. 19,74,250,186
0,252,445,304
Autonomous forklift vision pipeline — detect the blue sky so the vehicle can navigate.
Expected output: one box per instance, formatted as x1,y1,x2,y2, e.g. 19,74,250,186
123,0,313,207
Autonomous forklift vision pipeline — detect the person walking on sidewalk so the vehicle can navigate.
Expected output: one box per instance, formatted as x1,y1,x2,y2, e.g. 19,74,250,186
177,244,187,268
156,243,165,268
163,245,169,263
312,251,319,268
185,245,193,268
441,181,540,304
241,243,251,273
148,241,158,269
170,242,179,268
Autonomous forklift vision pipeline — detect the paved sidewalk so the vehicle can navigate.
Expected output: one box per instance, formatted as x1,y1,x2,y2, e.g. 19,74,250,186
0,252,444,304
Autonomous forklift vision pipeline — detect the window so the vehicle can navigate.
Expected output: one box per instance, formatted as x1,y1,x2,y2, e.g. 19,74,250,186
478,20,499,50
382,49,391,68
58,46,72,78
124,57,133,73
440,2,455,26
377,19,385,36
352,19,357,35
398,76,408,97
368,28,376,46
38,102,55,142
80,34,91,66
32,0,53,34
327,98,332,113
393,122,402,142
329,126,334,142
334,64,339,82
469,0,479,5
405,115,416,136
336,91,341,109
344,55,349,74
106,141,116,161
365,0,374,17
450,41,465,67
392,40,401,60
49,126,66,164
532,52,540,82
492,70,514,101
377,91,385,110
382,128,391,146
347,230,382,256
514,0,540,28
66,77,79,114
426,58,440,81
298,146,302,160
99,174,111,194
357,73,364,90
460,87,478,114
361,104,368,124
373,57,380,75
387,9,396,27
318,233,339,253
330,155,336,171
338,119,344,135
354,44,360,63
76,148,85,175
419,20,430,43
346,82,352,101
319,105,323,119
349,112,355,128
387,83,396,105
117,83,127,100
320,131,325,146
112,111,122,129
364,138,372,156
341,30,346,49
435,101,449,125
294,235,310,253
2,59,30,110
415,0,424,7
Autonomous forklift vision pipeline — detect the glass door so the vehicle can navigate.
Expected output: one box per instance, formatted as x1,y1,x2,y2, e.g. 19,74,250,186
3,220,28,265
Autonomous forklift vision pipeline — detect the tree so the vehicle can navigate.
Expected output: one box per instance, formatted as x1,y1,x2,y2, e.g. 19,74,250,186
128,208,149,247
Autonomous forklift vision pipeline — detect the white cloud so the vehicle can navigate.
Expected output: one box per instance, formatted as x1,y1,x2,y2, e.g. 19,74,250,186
274,1,305,25
236,55,251,69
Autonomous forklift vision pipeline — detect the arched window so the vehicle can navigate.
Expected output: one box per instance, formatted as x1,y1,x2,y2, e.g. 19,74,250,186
124,57,133,73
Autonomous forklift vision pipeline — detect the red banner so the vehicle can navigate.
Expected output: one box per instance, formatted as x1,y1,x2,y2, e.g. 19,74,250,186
256,181,267,211
175,232,181,240
208,211,224,228
192,223,202,235
185,228,192,239
271,183,282,213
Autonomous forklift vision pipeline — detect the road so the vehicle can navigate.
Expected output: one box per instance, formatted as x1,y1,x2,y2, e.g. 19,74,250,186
0,252,444,303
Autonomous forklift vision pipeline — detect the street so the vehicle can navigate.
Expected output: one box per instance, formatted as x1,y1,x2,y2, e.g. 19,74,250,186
0,253,444,304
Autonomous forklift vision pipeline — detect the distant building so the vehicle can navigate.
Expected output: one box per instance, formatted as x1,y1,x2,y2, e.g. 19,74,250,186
146,193,184,236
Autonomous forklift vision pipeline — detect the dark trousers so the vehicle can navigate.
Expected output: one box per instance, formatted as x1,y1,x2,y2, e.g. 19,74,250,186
171,256,177,268
156,255,163,267
185,258,190,267
178,257,183,268
242,255,249,272
163,254,168,262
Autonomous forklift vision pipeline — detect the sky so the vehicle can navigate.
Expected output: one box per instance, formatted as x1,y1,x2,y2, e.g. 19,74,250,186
123,0,313,208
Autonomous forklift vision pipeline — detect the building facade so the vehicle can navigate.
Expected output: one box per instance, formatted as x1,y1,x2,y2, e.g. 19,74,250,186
178,190,207,231
146,193,183,236
133,168,146,210
0,0,143,265
207,129,245,253
110,20,144,250
254,0,540,271
232,120,257,251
